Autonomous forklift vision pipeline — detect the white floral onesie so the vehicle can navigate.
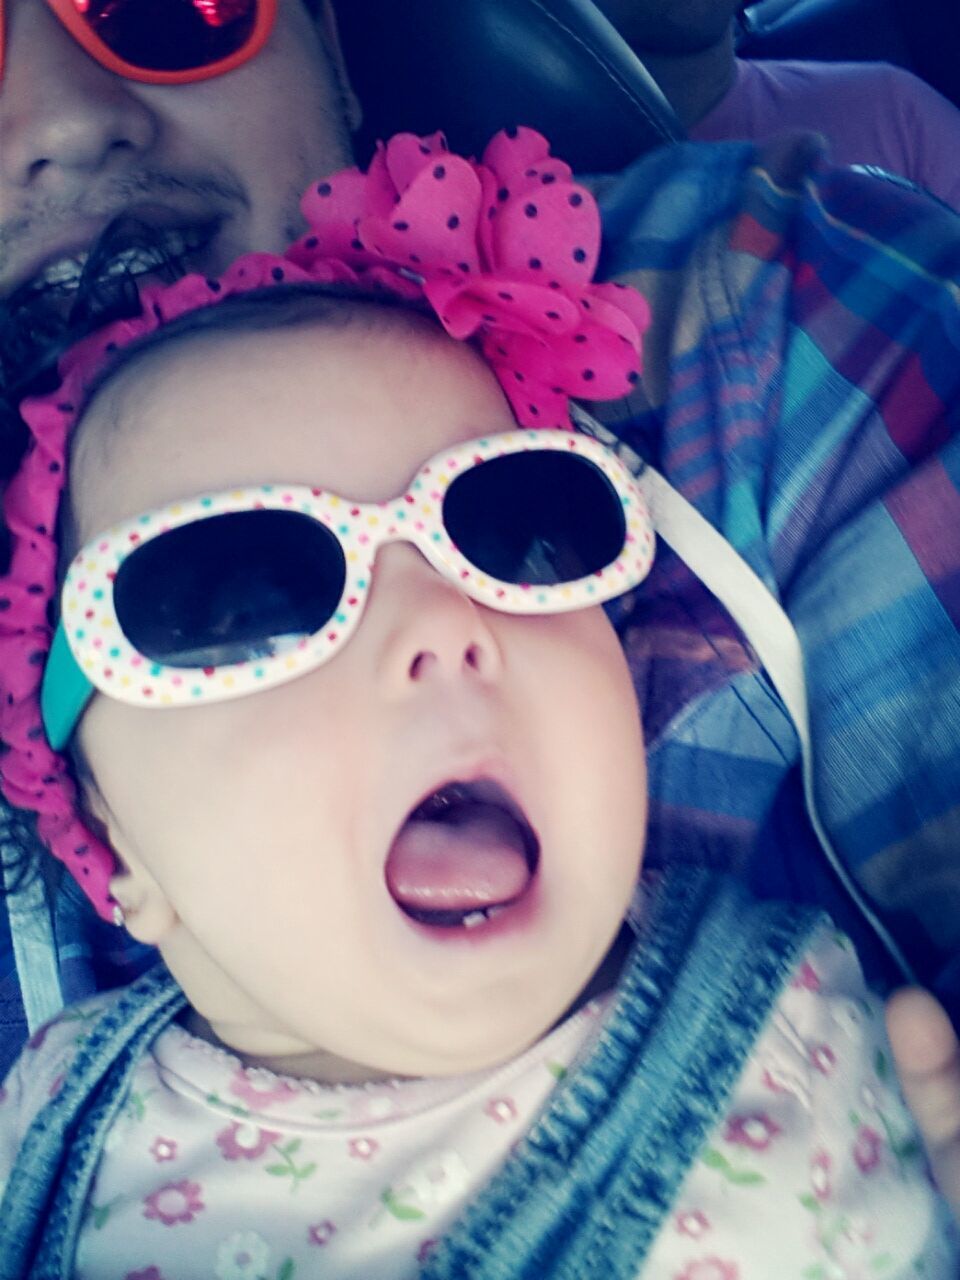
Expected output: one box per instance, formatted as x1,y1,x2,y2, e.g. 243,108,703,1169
0,924,955,1279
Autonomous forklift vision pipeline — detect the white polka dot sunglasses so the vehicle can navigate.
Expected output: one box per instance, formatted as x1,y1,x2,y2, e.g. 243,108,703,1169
42,429,655,749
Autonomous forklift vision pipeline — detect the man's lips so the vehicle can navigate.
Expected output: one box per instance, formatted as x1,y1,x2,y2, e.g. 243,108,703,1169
5,208,225,300
27,225,220,294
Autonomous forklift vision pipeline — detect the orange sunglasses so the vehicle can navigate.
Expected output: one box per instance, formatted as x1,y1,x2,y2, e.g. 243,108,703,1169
0,0,277,85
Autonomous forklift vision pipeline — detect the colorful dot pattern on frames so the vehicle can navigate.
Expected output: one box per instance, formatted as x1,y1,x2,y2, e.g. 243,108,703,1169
60,430,655,711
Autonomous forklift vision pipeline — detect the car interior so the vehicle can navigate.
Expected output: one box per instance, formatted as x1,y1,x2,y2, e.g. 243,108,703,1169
332,0,959,168
331,0,684,173
739,0,960,109
0,1,958,1259
0,6,950,972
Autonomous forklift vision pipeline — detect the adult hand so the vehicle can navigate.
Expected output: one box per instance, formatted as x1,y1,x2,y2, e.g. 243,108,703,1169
886,987,960,1221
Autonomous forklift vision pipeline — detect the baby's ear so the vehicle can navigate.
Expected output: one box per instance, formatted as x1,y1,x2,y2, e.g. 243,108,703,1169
79,799,177,947
76,762,179,945
108,856,179,947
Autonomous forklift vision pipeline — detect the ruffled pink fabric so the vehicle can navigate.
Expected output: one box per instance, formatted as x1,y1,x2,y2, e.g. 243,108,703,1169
0,128,650,919
291,128,650,428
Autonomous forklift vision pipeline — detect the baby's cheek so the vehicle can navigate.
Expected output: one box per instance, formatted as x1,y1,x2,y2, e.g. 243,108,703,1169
539,610,646,857
591,624,648,863
78,699,225,850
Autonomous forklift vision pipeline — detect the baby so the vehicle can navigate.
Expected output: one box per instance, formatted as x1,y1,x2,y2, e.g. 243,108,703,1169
0,130,954,1278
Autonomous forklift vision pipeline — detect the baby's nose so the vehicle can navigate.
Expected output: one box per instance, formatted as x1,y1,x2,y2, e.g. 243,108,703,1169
369,544,503,693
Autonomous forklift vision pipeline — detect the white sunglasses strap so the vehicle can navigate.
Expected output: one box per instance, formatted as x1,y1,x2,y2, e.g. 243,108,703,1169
640,464,916,985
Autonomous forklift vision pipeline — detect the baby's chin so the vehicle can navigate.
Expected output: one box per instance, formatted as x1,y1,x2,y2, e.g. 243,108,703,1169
181,958,623,1087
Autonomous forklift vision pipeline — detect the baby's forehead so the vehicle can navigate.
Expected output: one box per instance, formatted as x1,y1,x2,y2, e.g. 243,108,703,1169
70,313,516,540
84,305,435,425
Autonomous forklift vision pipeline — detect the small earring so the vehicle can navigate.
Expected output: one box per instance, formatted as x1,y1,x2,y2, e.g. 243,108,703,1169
111,903,126,928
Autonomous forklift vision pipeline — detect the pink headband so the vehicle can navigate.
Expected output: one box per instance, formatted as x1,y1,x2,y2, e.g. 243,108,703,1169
0,127,650,920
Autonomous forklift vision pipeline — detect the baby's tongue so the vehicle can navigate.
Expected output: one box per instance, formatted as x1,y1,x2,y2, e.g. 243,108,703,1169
385,801,531,913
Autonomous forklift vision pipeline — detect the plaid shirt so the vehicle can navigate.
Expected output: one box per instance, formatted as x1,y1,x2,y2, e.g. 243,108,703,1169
2,136,959,1078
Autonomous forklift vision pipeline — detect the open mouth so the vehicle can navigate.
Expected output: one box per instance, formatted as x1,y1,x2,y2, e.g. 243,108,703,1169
385,779,540,930
21,221,220,302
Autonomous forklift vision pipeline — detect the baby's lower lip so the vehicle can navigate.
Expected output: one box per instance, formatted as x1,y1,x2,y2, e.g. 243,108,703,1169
393,871,542,947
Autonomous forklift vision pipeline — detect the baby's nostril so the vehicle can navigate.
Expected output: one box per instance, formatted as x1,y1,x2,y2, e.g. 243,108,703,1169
408,650,431,680
408,643,483,679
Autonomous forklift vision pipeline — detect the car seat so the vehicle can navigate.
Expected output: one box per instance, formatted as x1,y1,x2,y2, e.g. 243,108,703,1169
331,0,683,173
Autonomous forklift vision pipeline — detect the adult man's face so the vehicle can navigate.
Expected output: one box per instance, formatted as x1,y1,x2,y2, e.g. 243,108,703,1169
594,0,742,56
0,0,355,301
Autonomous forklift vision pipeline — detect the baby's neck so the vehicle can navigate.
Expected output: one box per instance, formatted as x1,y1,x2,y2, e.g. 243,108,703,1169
180,924,635,1088
180,1006,417,1087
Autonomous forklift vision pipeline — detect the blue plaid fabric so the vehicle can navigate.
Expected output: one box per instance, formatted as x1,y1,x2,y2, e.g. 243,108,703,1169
593,137,960,1008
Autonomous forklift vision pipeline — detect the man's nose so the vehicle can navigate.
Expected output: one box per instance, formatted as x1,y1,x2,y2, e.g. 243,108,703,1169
1,4,158,190
371,545,504,695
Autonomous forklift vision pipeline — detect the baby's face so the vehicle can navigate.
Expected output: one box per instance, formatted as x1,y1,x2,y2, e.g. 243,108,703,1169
72,315,647,1082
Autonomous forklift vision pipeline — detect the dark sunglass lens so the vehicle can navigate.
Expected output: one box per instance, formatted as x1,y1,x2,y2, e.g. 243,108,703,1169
443,450,626,585
113,510,345,667
84,0,257,72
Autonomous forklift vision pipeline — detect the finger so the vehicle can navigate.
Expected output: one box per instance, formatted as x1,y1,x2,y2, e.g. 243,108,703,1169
887,987,960,1183
887,987,959,1075
887,988,960,1145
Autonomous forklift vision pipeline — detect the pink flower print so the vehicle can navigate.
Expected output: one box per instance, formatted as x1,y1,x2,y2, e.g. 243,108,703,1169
308,1220,337,1247
228,1067,299,1109
675,1209,710,1238
348,1136,379,1161
484,1096,518,1124
810,1149,832,1202
215,1120,280,1161
143,1179,205,1226
48,1073,65,1098
853,1125,884,1174
27,1020,56,1052
149,1137,177,1163
417,1239,439,1264
809,1043,837,1076
215,1230,270,1279
843,1216,876,1247
674,1259,739,1280
723,1112,782,1152
398,1150,470,1213
760,1067,792,1095
125,1270,165,1280
791,961,821,992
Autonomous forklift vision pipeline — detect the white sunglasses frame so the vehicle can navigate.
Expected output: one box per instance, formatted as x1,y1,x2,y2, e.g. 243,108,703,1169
44,428,655,742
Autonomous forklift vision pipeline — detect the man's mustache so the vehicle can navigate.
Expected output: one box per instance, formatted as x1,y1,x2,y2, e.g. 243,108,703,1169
0,169,246,270
0,212,206,441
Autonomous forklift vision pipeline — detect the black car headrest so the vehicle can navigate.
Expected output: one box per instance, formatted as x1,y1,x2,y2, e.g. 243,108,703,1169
332,0,683,173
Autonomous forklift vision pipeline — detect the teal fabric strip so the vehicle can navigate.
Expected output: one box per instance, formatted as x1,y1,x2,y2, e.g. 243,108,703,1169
40,624,93,753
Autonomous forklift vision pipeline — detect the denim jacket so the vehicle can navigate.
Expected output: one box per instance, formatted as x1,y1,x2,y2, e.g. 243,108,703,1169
0,869,818,1280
